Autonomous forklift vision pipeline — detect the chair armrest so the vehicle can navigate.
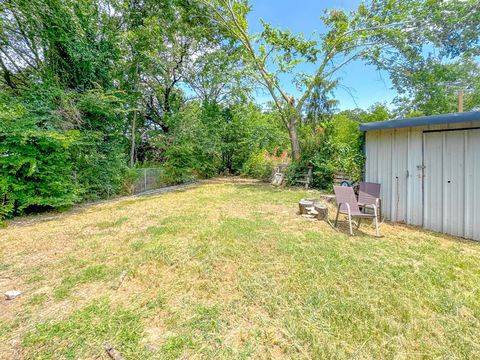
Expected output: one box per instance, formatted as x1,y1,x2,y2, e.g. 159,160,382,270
361,198,381,207
337,202,351,215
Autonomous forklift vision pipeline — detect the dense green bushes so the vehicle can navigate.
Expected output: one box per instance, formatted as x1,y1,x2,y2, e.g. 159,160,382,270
70,132,130,200
0,79,390,221
228,105,289,174
0,129,78,218
285,122,334,190
242,150,286,181
0,98,77,218
0,0,403,221
0,88,131,219
285,104,391,190
160,103,288,184
160,104,221,184
0,0,136,220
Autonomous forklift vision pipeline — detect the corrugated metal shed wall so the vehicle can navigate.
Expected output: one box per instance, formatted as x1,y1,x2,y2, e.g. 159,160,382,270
365,121,480,241
465,130,480,240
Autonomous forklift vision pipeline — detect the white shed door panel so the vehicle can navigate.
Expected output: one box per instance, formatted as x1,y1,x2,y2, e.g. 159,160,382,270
392,129,408,222
424,129,480,240
424,132,443,233
442,131,465,237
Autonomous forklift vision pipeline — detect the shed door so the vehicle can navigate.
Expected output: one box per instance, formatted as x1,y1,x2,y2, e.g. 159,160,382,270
423,129,480,239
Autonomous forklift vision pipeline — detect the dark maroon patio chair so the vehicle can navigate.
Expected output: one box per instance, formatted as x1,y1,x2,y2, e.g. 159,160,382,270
358,182,382,221
333,185,380,236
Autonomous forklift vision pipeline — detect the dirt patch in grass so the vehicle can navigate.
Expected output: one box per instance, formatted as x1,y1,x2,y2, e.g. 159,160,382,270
1,178,480,359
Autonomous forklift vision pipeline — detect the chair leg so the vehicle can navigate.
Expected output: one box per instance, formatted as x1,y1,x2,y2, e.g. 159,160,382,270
357,218,362,229
334,205,341,227
374,209,380,237
347,213,353,236
379,200,383,222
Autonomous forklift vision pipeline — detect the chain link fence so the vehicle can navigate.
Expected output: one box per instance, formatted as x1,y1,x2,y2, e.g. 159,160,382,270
132,167,163,194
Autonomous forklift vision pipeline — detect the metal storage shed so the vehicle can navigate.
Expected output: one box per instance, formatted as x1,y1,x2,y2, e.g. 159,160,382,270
360,111,480,241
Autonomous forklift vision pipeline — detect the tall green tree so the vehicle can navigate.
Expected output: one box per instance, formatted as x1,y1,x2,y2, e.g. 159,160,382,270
0,0,121,91
391,59,480,115
362,0,480,115
0,0,130,218
186,48,251,105
119,0,228,165
201,0,376,159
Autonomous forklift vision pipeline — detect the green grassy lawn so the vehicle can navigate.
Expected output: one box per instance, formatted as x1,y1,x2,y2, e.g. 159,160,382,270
1,178,480,359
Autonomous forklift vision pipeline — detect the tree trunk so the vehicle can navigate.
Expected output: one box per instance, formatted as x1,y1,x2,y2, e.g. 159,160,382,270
288,120,301,160
0,56,15,89
129,110,137,168
129,62,140,168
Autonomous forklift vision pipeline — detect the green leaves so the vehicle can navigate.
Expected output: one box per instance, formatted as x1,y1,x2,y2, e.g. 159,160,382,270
1,0,476,215
200,0,386,160
0,122,79,217
0,81,131,218
361,0,480,73
260,21,319,65
392,58,480,115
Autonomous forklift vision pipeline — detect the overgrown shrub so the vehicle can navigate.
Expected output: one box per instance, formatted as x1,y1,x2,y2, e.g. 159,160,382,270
242,151,274,180
286,105,391,190
243,149,289,181
161,104,222,184
0,100,79,218
326,113,364,182
0,86,132,219
160,103,289,184
286,122,334,190
69,131,130,200
227,105,288,174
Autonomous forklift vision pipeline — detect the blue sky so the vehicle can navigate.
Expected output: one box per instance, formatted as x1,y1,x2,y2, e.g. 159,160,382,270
247,0,397,110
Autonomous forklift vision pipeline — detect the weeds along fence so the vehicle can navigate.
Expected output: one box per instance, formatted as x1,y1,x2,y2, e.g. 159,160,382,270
132,167,163,194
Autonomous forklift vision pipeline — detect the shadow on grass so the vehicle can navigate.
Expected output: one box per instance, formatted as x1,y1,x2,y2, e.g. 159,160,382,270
331,215,480,245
